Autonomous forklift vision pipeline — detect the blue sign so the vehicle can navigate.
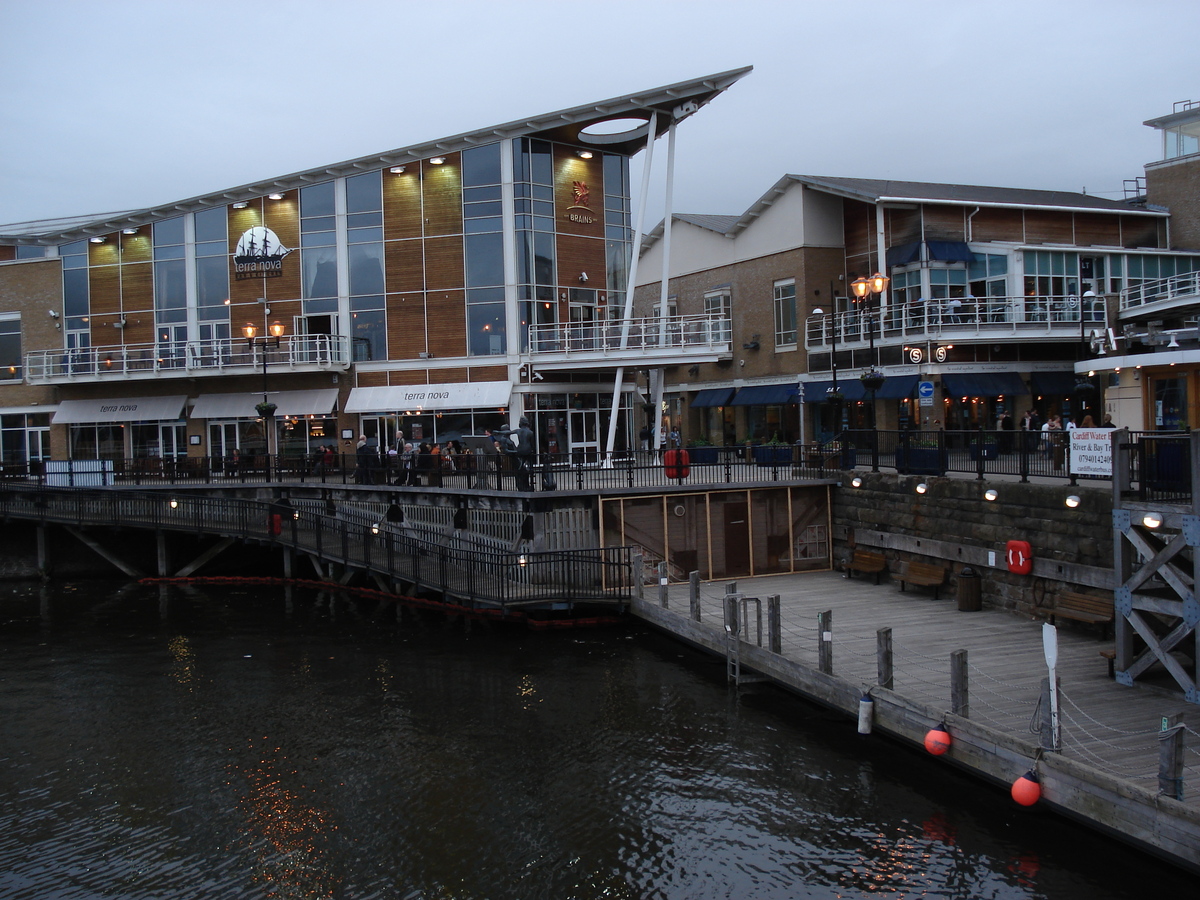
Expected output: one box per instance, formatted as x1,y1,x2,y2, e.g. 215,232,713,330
918,380,935,406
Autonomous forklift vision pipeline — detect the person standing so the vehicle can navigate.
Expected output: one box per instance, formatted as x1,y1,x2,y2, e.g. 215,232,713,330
355,435,376,484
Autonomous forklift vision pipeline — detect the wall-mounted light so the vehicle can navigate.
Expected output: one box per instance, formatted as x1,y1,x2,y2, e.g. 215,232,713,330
113,318,126,329
47,310,59,319
984,489,998,502
1143,512,1163,529
576,149,593,159
267,192,284,200
169,498,179,510
1065,495,1080,508
371,523,380,535
122,227,137,235
232,201,249,209
89,236,104,243
1167,334,1180,349
389,165,406,174
916,482,928,494
429,157,446,165
851,476,863,488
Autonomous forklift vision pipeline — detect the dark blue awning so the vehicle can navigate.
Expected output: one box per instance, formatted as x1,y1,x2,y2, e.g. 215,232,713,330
926,240,974,262
801,380,866,403
886,241,921,266
691,387,736,408
730,383,798,406
942,372,1028,398
874,374,920,399
1030,371,1080,396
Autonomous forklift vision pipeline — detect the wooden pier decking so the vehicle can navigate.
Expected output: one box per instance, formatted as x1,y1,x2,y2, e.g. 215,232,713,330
633,568,1200,873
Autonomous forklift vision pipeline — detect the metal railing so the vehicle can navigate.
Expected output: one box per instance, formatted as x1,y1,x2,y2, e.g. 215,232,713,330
1,447,838,492
1119,271,1200,312
805,295,1106,349
527,314,731,357
25,333,352,383
833,428,1190,497
0,483,635,610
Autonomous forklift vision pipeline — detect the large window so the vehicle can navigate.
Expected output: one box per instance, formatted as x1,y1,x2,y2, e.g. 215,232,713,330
514,138,557,352
704,289,731,342
773,279,796,347
0,317,21,380
154,217,187,325
301,181,337,305
60,239,89,331
194,207,230,321
968,253,1008,298
347,171,385,359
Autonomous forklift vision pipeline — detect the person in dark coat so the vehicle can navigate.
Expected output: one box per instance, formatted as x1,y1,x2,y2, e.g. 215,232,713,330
354,436,376,484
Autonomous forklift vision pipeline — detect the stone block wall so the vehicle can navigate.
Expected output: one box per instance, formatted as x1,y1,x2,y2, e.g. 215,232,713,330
831,471,1113,618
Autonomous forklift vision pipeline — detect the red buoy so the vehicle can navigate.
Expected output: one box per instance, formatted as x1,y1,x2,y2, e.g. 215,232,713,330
1011,769,1041,806
924,723,952,756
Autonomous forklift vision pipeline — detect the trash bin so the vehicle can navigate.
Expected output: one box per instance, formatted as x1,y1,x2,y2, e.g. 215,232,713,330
957,566,981,611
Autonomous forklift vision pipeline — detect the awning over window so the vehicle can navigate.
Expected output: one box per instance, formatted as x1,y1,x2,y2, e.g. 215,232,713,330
941,373,1028,398
344,381,511,413
691,387,736,408
926,240,974,262
1031,371,1081,396
801,380,866,403
190,389,338,419
729,383,798,406
885,240,974,267
874,374,920,399
886,241,922,267
51,395,187,425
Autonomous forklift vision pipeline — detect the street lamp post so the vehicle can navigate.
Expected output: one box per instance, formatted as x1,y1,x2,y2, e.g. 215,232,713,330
810,308,842,442
244,321,286,480
851,273,889,472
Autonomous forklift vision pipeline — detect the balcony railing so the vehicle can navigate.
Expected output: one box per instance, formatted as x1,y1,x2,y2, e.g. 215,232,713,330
25,333,352,383
806,295,1106,350
1119,271,1200,315
527,314,731,363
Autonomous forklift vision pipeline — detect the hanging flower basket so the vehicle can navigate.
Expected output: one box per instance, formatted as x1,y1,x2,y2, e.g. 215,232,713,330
255,402,277,418
860,370,886,392
826,390,845,403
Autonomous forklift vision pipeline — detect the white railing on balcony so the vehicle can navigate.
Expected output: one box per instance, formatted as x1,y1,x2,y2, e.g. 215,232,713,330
1119,271,1200,314
527,314,731,358
805,295,1107,349
25,334,352,383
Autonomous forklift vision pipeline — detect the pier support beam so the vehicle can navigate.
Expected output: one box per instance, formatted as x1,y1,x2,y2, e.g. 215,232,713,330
156,532,169,577
174,537,236,578
63,525,145,579
37,525,49,580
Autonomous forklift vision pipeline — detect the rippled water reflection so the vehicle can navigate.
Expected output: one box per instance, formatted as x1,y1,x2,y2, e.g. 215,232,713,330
0,581,1184,899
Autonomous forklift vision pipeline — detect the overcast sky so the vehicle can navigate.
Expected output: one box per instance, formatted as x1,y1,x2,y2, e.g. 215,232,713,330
3,0,1198,229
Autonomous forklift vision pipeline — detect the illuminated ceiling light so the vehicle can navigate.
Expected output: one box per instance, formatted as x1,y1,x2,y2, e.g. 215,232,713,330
1088,370,1095,377
984,489,998,502
122,227,137,235
267,192,284,200
850,476,863,488
916,482,928,494
1143,512,1163,529
232,201,249,209
89,236,104,243
1065,495,1081,508
429,157,446,165
389,165,406,174
576,149,593,159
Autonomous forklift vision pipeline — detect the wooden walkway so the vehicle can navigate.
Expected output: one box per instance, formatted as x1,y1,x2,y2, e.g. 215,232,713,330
635,568,1200,871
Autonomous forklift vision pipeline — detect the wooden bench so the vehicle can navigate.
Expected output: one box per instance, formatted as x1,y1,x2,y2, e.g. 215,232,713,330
892,560,948,600
1051,590,1114,639
846,549,886,584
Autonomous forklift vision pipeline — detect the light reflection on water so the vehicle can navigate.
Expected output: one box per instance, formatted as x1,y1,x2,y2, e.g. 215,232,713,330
0,581,1185,899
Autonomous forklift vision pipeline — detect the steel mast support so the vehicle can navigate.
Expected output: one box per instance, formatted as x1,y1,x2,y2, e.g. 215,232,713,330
604,111,658,461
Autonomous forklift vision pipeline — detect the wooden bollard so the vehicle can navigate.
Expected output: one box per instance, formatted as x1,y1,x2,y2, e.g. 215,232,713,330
767,594,781,654
877,627,893,690
950,649,968,718
689,570,701,622
818,609,833,674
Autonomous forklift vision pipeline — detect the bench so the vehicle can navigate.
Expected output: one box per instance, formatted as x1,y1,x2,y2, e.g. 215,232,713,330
1099,648,1116,679
892,560,948,600
846,549,886,585
1051,590,1114,639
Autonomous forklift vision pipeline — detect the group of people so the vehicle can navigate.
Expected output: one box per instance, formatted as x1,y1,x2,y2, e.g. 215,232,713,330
1017,409,1115,470
344,433,470,486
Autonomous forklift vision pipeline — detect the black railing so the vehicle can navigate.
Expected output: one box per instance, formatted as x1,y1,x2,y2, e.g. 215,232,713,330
835,428,1191,498
0,483,635,610
1,447,839,492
